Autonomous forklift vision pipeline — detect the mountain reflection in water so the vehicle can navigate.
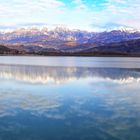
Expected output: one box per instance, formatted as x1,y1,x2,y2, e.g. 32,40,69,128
0,64,140,140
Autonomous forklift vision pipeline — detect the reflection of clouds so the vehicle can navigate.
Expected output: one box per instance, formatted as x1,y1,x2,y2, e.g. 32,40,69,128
0,64,140,119
65,92,140,139
0,90,63,119
0,64,140,139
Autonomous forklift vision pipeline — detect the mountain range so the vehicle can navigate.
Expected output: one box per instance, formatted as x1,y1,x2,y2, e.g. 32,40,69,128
0,27,140,56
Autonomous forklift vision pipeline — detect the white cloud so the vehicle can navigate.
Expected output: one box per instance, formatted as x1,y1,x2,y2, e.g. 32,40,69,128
0,0,140,30
90,0,140,30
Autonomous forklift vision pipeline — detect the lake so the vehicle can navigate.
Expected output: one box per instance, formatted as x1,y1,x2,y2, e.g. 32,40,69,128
0,56,140,140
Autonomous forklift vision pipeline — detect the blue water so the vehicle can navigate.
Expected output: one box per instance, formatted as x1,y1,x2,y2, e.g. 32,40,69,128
0,57,140,140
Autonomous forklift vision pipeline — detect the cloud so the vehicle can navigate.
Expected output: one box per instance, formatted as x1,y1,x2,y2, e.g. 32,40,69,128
91,22,132,31
90,0,140,30
0,0,140,30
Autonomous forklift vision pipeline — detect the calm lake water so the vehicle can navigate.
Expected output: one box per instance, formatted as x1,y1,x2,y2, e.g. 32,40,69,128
0,56,140,140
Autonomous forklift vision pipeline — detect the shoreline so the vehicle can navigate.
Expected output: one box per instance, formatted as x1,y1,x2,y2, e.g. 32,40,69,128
0,54,140,57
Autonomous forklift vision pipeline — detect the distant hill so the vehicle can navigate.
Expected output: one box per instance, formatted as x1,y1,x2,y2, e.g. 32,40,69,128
79,38,140,56
0,45,19,55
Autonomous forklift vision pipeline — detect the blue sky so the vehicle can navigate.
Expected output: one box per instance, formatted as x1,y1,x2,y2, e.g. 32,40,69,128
0,0,139,31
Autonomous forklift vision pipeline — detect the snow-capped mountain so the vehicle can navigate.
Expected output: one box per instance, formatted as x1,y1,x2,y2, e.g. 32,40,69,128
0,26,140,56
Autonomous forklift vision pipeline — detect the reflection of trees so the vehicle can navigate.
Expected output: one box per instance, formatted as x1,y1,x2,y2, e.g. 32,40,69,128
0,64,140,84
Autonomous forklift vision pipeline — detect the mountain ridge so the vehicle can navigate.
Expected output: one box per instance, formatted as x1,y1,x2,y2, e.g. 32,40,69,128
0,27,140,56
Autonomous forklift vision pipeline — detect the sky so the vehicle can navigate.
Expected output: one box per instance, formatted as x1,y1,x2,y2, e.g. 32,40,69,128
0,0,140,31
